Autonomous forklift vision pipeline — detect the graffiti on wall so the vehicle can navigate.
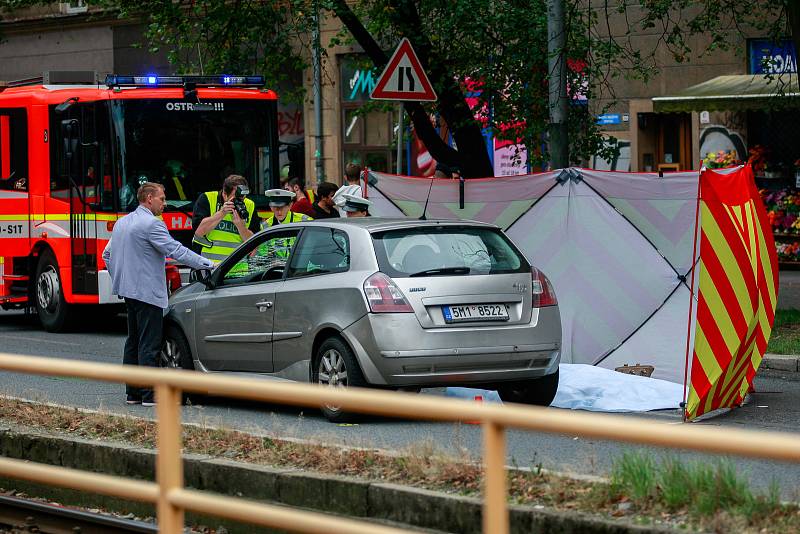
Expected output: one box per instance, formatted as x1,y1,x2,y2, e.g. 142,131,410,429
699,125,746,164
278,109,304,137
277,104,304,177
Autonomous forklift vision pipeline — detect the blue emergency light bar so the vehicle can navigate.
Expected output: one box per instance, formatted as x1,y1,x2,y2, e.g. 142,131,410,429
104,74,265,88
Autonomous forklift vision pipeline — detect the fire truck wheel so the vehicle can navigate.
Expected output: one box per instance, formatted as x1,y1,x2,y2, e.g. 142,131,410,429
34,250,72,332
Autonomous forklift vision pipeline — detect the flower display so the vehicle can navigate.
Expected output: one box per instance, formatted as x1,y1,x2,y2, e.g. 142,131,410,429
749,145,770,174
776,241,800,262
703,150,739,169
761,188,800,232
760,187,800,263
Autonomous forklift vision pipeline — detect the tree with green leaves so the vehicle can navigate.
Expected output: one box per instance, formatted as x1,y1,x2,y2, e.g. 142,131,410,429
3,0,797,176
95,0,605,176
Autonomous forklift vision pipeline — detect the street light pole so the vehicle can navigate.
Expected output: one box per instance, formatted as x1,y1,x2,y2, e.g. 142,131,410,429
396,103,404,174
547,0,568,169
312,0,325,183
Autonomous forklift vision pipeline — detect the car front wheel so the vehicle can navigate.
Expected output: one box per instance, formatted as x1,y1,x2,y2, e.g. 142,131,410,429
497,369,559,406
160,325,195,370
313,336,367,423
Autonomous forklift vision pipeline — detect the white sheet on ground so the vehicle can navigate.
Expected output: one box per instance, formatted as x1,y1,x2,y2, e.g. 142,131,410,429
551,364,683,412
444,363,684,412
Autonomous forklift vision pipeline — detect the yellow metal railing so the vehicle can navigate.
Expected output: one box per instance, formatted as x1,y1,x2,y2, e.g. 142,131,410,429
0,352,799,534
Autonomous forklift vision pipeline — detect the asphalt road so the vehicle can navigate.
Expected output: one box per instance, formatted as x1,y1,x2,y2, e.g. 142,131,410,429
1,308,799,499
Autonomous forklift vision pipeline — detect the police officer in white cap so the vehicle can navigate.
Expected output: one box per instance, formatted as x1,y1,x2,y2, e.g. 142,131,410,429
256,189,313,264
261,188,313,229
341,194,372,218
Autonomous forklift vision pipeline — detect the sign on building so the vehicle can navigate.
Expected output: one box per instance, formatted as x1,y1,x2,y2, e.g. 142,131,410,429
596,113,622,125
341,57,377,102
749,38,797,75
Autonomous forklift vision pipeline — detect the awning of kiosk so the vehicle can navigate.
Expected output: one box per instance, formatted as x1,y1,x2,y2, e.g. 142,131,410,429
652,74,800,112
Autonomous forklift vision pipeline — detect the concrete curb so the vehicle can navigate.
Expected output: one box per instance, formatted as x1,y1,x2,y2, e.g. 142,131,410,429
762,353,800,373
0,425,681,534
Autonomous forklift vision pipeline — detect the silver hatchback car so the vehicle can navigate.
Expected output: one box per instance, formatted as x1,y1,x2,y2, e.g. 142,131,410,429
162,218,561,421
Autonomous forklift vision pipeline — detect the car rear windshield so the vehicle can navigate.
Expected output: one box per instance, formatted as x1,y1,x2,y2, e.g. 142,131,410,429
371,226,528,277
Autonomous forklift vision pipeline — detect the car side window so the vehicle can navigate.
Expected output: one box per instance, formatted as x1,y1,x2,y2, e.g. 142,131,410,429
219,229,301,286
286,227,350,279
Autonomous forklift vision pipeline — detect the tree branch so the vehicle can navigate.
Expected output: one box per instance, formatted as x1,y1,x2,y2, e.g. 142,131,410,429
328,0,461,171
385,0,493,176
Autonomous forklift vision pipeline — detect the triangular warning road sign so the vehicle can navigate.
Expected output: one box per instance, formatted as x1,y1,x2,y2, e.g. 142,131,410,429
370,38,437,102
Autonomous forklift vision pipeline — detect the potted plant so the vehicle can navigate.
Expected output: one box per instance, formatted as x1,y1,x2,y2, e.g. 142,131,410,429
749,145,776,177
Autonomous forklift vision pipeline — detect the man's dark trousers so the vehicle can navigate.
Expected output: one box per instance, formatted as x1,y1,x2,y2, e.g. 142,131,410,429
123,297,163,403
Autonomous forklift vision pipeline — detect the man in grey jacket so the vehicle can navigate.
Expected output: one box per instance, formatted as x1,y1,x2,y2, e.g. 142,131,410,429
103,182,213,406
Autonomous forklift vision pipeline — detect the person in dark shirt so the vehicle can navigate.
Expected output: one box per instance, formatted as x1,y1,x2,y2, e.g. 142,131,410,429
311,182,340,219
191,175,262,263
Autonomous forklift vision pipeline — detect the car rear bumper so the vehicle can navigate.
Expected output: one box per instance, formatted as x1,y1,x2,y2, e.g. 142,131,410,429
341,306,562,386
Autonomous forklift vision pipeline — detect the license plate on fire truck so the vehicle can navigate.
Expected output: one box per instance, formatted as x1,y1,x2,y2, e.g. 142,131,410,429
442,304,509,323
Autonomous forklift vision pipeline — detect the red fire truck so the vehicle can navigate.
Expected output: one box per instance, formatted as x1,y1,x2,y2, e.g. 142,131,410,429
0,72,280,331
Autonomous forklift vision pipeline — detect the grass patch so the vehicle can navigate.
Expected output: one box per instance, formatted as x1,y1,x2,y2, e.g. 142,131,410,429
1,397,799,532
767,309,800,354
609,452,800,531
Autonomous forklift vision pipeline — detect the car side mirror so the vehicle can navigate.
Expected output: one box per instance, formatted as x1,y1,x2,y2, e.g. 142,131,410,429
189,268,214,288
61,119,80,160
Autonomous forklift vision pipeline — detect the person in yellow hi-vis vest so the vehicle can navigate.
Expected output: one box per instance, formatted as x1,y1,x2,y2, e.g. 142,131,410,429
192,175,261,264
258,188,313,261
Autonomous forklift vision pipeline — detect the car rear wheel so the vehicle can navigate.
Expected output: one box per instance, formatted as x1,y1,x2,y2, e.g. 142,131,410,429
160,325,195,370
313,336,367,423
34,250,72,332
497,369,559,406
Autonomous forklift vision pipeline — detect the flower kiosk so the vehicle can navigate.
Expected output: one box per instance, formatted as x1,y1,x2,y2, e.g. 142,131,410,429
749,146,800,267
654,73,800,269
761,188,800,266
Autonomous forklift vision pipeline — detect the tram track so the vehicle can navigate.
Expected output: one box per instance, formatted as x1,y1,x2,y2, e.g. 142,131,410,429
0,494,157,534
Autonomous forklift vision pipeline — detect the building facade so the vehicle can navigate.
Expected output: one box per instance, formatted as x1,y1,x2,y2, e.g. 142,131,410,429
593,12,798,176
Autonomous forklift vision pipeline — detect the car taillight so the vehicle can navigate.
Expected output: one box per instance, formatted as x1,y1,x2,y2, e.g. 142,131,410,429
531,268,557,307
363,272,414,313
166,265,182,294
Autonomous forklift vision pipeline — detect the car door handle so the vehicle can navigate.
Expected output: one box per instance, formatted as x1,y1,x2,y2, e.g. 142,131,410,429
255,300,273,311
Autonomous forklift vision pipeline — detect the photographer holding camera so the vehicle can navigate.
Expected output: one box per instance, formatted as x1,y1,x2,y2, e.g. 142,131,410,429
192,174,261,264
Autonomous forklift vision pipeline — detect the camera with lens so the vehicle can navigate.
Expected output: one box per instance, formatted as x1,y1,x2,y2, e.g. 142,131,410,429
233,185,249,220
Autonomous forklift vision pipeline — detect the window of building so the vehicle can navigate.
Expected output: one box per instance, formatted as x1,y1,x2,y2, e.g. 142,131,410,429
60,1,88,14
343,109,363,144
0,109,29,191
340,55,397,173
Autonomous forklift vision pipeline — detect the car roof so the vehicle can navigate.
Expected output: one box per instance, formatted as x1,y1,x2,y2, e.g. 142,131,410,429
313,217,500,232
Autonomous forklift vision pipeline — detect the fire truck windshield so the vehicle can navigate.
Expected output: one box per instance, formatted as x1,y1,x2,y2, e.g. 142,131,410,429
110,99,275,212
